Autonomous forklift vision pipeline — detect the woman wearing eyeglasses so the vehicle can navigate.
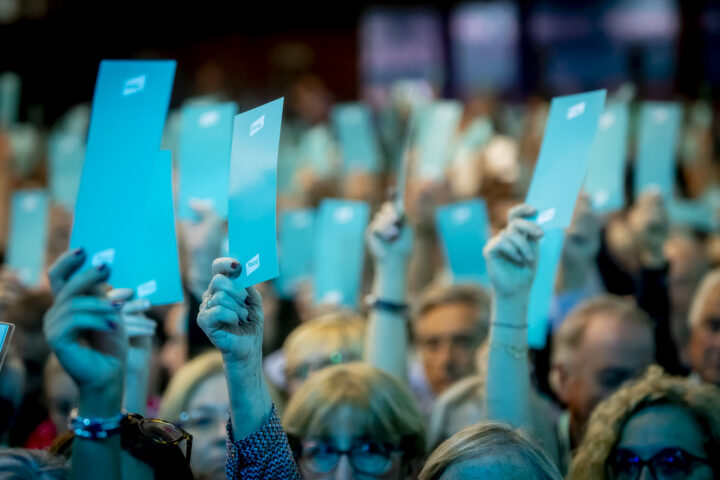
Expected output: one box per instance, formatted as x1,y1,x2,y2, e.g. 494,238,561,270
569,365,720,480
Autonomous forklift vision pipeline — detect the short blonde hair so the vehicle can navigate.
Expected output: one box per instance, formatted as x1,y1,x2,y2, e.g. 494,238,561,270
419,422,562,480
569,365,720,480
283,311,365,380
283,362,425,462
552,295,654,368
159,350,224,423
688,268,720,330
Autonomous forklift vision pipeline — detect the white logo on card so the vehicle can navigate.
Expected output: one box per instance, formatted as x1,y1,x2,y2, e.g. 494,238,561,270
451,207,471,226
92,248,116,267
198,110,220,128
653,108,669,124
137,280,157,298
536,208,556,225
333,206,355,224
189,197,215,210
246,254,260,276
122,75,146,96
21,196,39,212
250,115,265,136
322,290,343,305
599,112,615,130
292,212,312,229
566,102,586,120
594,190,610,207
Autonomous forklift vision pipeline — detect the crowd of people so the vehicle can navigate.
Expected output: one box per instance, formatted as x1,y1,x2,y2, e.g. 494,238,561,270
0,67,719,480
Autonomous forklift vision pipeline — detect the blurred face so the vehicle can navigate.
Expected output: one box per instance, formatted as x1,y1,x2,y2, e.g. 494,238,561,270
45,369,78,435
182,374,229,480
439,452,545,480
416,302,483,394
561,314,655,436
297,405,406,480
159,304,188,377
608,405,714,480
689,285,720,386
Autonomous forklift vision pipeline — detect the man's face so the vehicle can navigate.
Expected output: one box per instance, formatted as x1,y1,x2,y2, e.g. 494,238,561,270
562,313,655,433
415,302,483,395
689,286,720,386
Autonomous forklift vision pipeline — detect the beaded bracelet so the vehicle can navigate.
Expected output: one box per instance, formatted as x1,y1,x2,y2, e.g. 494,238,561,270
69,408,124,440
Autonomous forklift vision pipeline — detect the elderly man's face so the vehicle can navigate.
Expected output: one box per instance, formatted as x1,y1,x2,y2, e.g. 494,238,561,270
689,284,720,386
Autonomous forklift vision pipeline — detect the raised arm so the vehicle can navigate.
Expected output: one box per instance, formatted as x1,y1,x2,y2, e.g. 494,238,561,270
196,258,299,479
483,204,543,431
364,202,413,381
44,249,127,480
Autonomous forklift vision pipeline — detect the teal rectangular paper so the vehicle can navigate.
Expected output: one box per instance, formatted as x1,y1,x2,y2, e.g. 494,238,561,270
71,151,182,304
178,102,237,219
525,89,606,229
7,189,48,287
313,199,370,308
584,102,629,213
634,102,682,198
528,228,565,349
415,101,463,180
84,60,175,160
48,130,85,212
228,98,284,288
277,209,316,298
435,199,491,285
331,102,381,173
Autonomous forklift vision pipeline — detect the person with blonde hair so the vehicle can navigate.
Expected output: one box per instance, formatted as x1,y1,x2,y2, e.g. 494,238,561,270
419,422,562,480
687,268,720,387
159,350,227,480
283,362,426,479
569,365,720,479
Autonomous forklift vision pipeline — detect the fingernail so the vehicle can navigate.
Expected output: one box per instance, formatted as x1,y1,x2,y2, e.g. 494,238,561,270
73,248,84,256
142,299,151,309
97,264,107,272
231,262,239,270
107,319,117,330
111,301,124,310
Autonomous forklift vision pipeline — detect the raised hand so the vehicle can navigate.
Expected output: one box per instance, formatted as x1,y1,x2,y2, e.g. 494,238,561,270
484,204,544,298
197,258,264,366
628,190,669,268
367,201,413,263
44,249,127,416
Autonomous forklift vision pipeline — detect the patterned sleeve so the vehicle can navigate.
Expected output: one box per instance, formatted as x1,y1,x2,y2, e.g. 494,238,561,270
225,404,301,480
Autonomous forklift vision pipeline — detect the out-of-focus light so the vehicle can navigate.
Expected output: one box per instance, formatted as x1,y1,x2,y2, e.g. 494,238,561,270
0,0,20,24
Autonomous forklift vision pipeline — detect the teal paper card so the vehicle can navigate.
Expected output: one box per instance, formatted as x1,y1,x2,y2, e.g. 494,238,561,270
7,189,48,287
277,208,316,298
178,102,237,219
331,102,381,173
584,102,629,213
415,101,463,180
525,90,607,229
634,102,682,198
313,199,370,308
435,199,491,285
528,228,565,349
228,98,284,288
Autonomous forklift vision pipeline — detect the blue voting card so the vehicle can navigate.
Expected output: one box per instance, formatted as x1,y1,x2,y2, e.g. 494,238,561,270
71,150,183,304
178,102,237,219
527,228,565,349
584,103,629,213
415,101,463,180
313,199,370,308
634,102,682,198
7,189,49,287
48,130,85,212
525,90,606,229
668,197,718,233
297,125,335,177
84,60,175,160
276,209,316,298
0,322,15,372
435,200,491,285
331,103,381,174
228,98,284,288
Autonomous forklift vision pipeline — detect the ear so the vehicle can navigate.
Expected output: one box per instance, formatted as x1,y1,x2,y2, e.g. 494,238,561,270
549,363,572,405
